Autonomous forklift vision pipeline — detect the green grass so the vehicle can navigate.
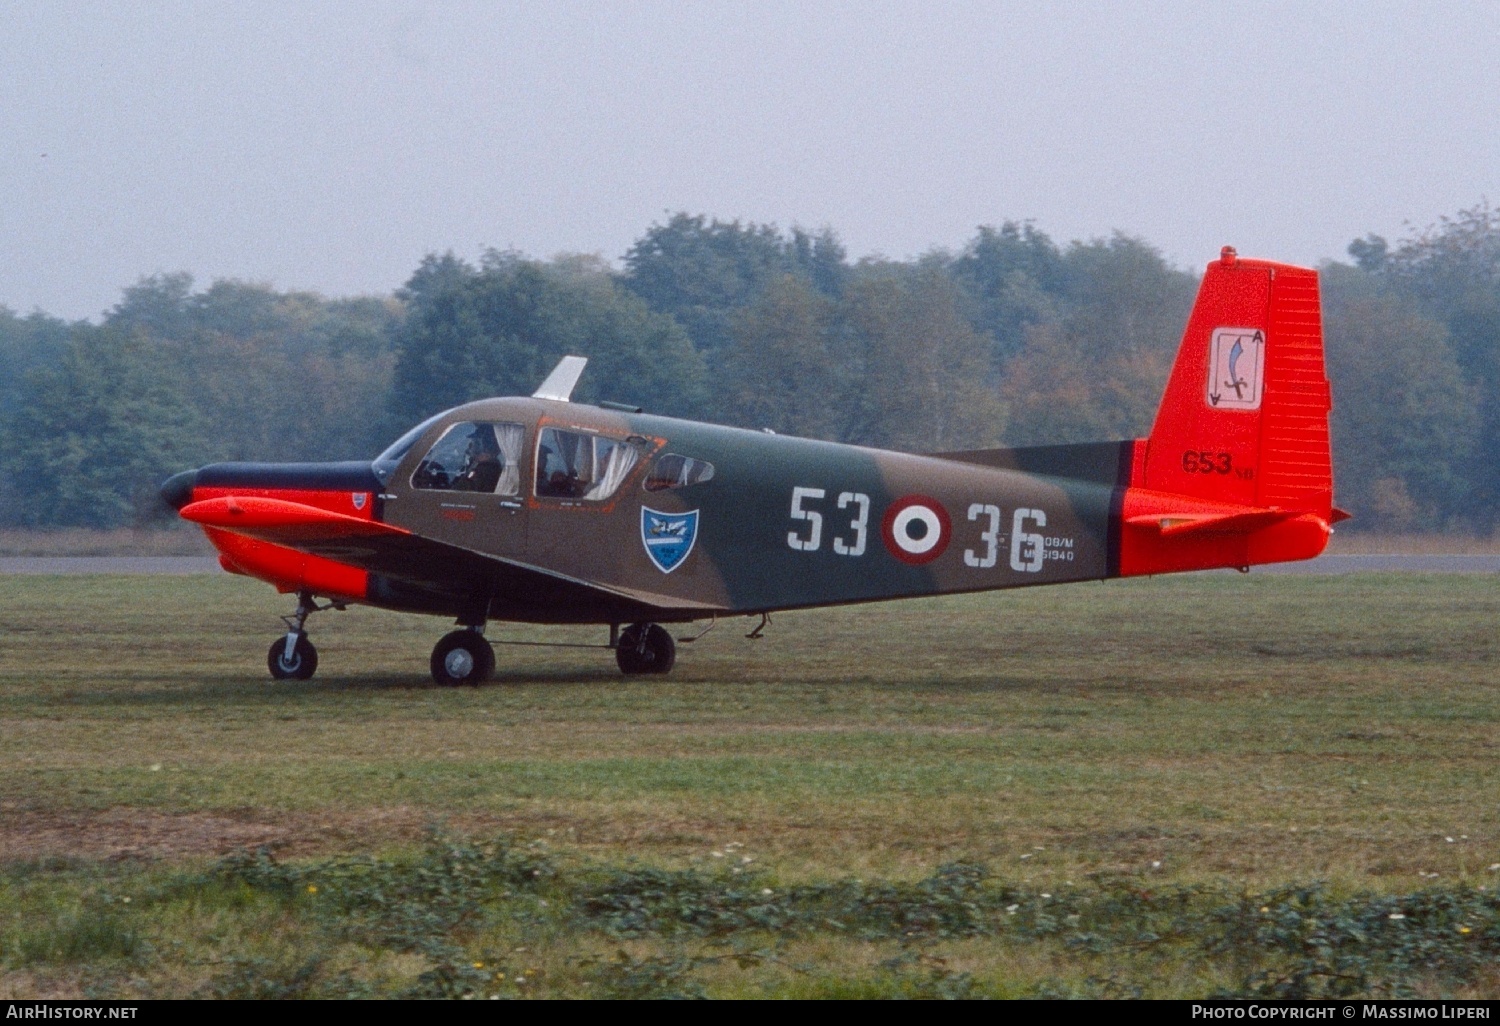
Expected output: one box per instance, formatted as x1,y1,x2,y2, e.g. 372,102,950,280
1,571,1498,997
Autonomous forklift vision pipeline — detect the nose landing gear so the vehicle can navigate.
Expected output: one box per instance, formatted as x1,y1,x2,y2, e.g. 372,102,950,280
267,590,336,681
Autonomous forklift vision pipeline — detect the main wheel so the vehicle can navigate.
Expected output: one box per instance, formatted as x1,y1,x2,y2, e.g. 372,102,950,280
615,623,676,675
430,630,496,686
268,633,318,680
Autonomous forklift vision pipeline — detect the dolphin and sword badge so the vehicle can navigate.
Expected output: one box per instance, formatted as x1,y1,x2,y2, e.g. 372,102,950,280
1207,328,1266,410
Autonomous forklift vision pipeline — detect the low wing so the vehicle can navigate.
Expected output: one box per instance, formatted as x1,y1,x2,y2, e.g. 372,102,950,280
180,496,717,621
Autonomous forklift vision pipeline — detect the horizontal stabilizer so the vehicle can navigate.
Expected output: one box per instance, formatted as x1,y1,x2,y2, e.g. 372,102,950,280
180,496,411,541
1125,508,1298,538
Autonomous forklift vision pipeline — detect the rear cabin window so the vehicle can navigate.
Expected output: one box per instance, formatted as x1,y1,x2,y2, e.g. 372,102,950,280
644,453,715,491
411,422,526,496
535,428,641,501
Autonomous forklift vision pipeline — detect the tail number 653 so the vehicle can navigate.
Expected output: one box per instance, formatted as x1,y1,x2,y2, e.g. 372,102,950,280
1181,450,1233,474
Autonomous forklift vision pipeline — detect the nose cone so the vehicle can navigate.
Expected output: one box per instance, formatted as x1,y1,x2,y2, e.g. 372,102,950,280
159,469,197,511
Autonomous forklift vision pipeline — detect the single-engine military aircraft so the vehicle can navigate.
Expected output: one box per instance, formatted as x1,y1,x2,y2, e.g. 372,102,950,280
161,248,1345,685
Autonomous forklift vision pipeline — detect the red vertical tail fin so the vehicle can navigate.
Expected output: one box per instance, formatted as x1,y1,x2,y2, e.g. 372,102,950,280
1118,248,1337,575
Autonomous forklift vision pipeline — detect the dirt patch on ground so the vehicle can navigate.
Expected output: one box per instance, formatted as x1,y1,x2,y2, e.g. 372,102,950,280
0,808,291,862
0,805,469,863
0,969,87,1000
0,803,837,866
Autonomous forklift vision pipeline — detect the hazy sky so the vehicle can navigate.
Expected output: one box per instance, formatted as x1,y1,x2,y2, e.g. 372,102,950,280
4,1,1498,321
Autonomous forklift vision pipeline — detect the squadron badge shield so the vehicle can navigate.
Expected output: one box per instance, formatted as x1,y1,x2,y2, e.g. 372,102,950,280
641,507,700,574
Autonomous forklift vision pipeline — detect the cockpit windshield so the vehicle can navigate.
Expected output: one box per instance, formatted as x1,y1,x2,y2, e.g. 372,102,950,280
412,422,527,495
372,412,447,486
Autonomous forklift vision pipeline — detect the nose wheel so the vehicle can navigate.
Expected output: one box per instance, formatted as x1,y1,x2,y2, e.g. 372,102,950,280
268,590,329,681
431,629,496,686
616,622,676,675
268,633,318,680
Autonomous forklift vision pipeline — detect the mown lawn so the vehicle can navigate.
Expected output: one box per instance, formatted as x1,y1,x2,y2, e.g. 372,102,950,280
0,571,1497,997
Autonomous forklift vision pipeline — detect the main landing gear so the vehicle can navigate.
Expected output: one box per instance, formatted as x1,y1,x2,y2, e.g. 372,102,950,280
430,628,495,687
615,622,676,675
426,620,677,683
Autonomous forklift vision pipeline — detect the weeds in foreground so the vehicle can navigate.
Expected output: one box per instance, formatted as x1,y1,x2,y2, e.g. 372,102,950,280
4,832,1497,998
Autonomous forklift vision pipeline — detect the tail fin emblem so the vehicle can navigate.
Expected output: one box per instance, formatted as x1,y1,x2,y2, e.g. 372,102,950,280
1207,328,1265,410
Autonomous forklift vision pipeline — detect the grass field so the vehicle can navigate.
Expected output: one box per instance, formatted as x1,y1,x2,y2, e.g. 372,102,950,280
1,571,1498,998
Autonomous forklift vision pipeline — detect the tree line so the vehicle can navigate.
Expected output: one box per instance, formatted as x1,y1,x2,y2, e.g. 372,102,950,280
3,206,1496,533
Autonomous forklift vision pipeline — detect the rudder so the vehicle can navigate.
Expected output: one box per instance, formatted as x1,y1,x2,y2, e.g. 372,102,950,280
1116,248,1338,576
1140,248,1333,521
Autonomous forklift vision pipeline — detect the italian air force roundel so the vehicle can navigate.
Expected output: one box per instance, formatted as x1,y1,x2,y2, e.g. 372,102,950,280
881,495,951,564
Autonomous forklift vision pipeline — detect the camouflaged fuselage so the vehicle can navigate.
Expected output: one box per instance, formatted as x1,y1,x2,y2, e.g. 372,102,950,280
371,397,1127,623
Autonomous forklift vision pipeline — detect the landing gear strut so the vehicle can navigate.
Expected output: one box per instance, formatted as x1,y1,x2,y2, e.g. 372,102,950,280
431,628,495,686
268,590,322,681
615,622,676,675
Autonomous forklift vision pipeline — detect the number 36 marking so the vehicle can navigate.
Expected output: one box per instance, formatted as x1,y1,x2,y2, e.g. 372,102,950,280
964,505,1048,573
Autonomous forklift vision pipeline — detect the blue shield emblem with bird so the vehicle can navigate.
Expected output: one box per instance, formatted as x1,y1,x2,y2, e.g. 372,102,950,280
640,507,700,574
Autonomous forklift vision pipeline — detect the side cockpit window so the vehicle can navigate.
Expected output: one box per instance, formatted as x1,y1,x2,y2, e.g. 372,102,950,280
411,422,526,496
644,453,715,491
536,428,642,501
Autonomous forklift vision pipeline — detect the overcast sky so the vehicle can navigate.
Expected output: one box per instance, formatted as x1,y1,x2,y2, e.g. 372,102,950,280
3,1,1498,321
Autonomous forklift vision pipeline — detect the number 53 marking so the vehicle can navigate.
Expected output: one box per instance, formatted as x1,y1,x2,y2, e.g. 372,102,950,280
787,487,869,555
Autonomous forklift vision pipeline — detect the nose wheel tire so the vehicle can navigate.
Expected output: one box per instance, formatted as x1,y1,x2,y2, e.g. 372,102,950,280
431,630,496,686
616,623,676,675
268,633,318,681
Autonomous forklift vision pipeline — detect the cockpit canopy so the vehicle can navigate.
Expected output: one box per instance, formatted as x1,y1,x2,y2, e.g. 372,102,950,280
373,412,713,502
